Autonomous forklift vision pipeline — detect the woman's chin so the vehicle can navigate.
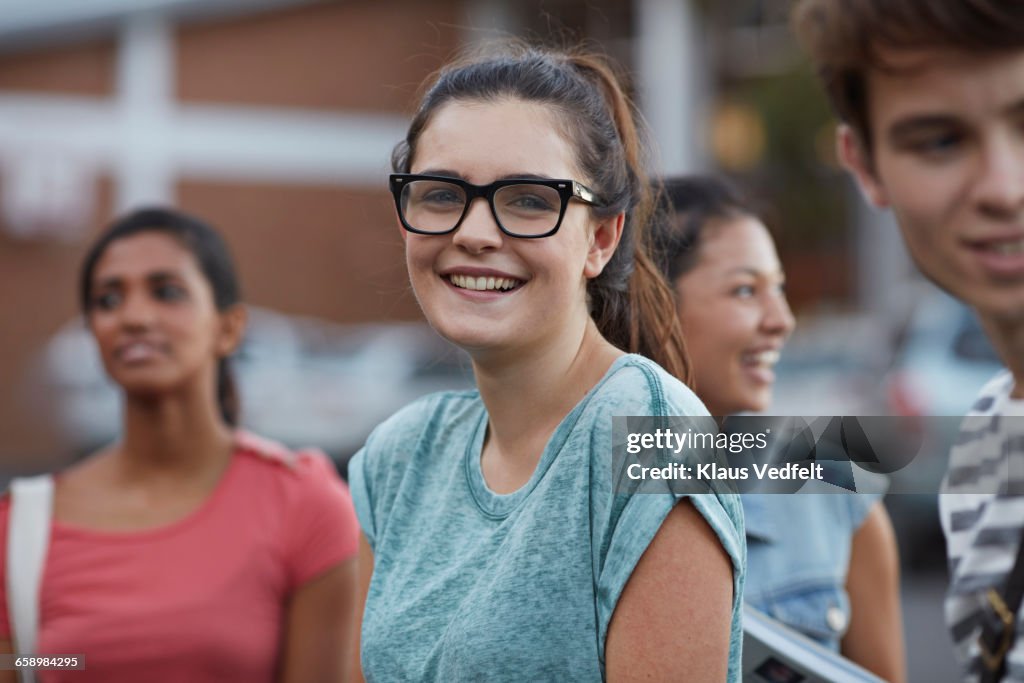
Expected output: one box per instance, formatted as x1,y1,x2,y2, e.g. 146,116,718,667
739,393,772,415
427,317,506,355
116,372,189,402
712,392,772,417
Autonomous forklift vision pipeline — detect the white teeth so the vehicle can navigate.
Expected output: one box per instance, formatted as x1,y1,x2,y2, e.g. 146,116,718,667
121,342,159,362
743,350,780,367
991,240,1024,255
449,274,522,291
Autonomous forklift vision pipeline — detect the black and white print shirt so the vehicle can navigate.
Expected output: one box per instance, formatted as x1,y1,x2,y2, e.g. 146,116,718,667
942,370,1024,683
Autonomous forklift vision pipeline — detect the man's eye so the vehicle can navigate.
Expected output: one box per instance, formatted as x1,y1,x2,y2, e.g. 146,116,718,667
732,285,755,298
907,132,964,157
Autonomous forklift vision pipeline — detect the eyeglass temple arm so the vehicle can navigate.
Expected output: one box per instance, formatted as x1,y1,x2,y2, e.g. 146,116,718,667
573,182,597,204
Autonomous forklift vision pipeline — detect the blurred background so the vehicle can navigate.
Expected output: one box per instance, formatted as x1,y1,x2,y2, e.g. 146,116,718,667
0,0,997,679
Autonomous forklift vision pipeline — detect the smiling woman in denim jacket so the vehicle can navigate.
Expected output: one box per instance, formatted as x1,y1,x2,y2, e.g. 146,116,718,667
654,175,906,682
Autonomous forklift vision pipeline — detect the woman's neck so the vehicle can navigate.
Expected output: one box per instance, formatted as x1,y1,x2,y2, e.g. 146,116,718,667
116,386,234,483
472,319,623,473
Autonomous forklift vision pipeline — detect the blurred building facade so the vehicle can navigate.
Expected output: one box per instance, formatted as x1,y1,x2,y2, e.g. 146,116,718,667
0,0,715,466
0,0,904,466
0,0,455,464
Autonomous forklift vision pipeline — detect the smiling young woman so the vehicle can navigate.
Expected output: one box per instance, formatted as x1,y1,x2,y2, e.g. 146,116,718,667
654,175,905,682
347,45,746,682
0,208,360,683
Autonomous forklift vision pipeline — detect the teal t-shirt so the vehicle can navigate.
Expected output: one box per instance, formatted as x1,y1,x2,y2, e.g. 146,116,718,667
349,354,746,681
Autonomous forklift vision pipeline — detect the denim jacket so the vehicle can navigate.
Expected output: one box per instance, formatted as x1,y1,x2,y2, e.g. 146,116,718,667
742,493,880,651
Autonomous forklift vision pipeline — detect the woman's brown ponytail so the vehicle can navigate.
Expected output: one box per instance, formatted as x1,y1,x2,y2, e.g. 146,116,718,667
566,52,692,385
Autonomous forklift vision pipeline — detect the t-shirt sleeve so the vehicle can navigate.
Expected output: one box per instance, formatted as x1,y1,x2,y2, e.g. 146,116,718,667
347,394,448,553
594,489,745,661
283,451,360,590
348,410,398,552
846,492,882,532
0,496,9,641
347,447,375,549
843,467,889,531
589,362,746,665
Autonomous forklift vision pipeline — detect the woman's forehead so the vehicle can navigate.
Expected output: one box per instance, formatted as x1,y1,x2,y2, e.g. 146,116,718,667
695,218,782,270
412,98,583,181
93,232,200,280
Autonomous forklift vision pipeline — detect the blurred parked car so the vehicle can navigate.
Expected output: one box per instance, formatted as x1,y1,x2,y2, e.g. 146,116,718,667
36,307,474,470
882,289,1004,568
768,311,888,417
886,289,1002,419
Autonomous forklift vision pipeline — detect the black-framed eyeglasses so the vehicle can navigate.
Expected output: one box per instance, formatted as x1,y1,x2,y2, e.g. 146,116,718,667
389,173,602,238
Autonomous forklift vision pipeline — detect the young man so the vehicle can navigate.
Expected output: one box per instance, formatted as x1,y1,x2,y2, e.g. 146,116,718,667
792,1,1024,680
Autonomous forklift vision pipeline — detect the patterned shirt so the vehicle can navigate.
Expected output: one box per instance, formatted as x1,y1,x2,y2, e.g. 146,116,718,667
941,370,1024,682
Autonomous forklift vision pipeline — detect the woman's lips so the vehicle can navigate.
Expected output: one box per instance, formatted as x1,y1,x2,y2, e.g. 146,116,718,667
447,273,523,292
740,349,780,385
440,267,527,296
115,340,167,364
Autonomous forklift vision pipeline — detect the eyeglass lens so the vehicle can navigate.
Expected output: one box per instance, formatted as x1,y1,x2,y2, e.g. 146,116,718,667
399,179,563,236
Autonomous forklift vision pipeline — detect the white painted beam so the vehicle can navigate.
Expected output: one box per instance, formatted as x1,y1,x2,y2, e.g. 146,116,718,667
0,94,408,186
0,0,316,46
116,12,174,209
635,0,706,174
171,106,407,183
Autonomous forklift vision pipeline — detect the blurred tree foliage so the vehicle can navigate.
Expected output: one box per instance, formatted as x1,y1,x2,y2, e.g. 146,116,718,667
732,61,849,251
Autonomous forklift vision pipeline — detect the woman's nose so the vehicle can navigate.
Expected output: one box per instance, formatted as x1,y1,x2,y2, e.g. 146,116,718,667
451,198,504,253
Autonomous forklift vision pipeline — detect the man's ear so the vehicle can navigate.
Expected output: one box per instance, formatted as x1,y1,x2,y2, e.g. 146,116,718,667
216,304,248,357
584,212,625,279
837,124,889,208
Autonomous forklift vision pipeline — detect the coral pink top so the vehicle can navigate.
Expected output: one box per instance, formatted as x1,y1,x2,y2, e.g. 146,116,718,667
0,432,359,683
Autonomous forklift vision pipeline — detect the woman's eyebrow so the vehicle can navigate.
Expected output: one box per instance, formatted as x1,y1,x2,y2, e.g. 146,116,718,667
415,170,557,182
147,270,185,283
496,173,554,181
723,266,760,277
722,266,785,279
93,275,123,289
417,168,464,179
94,270,184,289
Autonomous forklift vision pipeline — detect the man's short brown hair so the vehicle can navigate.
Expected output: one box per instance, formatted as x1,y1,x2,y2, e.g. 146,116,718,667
791,0,1024,149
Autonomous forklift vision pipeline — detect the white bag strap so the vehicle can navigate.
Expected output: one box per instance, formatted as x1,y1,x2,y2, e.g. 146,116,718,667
6,475,54,683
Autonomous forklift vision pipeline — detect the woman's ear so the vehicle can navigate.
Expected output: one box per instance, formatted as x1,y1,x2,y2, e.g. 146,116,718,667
584,212,625,279
216,304,248,357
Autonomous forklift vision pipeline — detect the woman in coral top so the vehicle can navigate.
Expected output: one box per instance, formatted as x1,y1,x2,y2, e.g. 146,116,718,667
0,208,360,683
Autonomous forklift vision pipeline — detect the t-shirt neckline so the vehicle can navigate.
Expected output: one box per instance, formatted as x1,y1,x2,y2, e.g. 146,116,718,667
464,353,634,518
51,451,242,542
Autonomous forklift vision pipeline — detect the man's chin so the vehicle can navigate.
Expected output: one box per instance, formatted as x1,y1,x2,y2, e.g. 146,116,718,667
963,290,1024,328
